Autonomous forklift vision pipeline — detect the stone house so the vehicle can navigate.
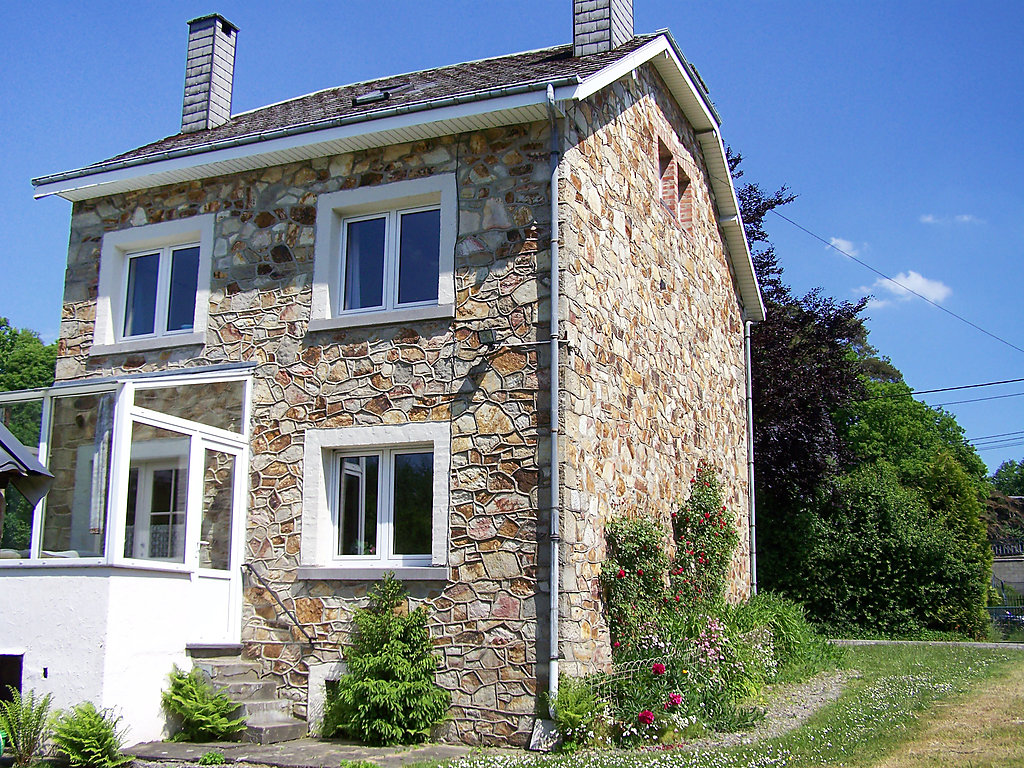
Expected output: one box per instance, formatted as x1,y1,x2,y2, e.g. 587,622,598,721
0,0,763,747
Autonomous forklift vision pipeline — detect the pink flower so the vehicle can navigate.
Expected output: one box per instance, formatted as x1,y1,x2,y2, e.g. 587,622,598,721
652,662,666,675
637,569,644,576
617,568,625,578
638,709,655,725
613,641,621,648
669,692,683,706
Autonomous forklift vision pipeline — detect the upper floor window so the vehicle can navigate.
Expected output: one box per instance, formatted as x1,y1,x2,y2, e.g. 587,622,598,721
93,215,214,356
310,175,456,331
123,243,200,337
341,206,441,312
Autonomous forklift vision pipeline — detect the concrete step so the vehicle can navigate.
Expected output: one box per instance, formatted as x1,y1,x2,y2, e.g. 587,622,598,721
194,660,262,682
186,643,245,659
238,699,293,719
243,718,308,745
217,680,279,701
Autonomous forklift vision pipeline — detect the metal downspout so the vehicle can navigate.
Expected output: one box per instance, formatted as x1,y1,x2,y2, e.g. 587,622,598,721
744,320,757,594
545,84,561,717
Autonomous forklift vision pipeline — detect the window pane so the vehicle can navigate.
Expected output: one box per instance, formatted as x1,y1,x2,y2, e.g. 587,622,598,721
124,252,159,337
397,209,440,305
166,246,200,332
200,449,235,570
40,392,115,558
0,398,44,556
133,380,245,434
126,422,189,563
338,455,378,556
392,451,432,555
343,217,385,310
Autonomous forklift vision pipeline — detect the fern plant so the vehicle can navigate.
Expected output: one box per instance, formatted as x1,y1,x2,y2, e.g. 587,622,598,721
0,686,52,767
51,702,132,768
323,574,450,745
161,666,246,742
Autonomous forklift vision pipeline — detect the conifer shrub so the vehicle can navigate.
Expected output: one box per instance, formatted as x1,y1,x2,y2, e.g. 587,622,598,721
0,686,52,767
322,574,449,745
161,666,246,742
51,702,132,768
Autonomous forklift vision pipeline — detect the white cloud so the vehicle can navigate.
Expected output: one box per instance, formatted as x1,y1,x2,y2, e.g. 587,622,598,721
829,237,860,257
871,270,952,304
919,213,984,225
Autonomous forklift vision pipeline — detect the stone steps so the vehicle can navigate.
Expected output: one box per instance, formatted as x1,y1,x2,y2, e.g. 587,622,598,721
187,645,307,744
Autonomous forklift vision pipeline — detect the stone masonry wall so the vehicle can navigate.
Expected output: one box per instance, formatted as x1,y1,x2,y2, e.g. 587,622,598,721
56,125,555,746
558,64,752,675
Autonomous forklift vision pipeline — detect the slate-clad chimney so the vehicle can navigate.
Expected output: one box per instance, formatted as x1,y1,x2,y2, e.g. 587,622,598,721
573,0,633,57
181,14,238,134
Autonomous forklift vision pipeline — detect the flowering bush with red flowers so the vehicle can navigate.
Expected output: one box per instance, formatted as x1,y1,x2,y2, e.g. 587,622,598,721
669,463,740,610
600,517,669,647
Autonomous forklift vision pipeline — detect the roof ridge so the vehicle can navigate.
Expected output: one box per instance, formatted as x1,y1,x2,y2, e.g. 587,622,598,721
231,40,576,120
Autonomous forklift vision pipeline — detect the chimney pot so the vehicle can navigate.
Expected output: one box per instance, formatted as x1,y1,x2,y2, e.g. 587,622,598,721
181,14,238,134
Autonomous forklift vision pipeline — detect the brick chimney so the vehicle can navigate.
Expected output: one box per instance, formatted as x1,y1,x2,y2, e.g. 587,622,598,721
573,0,633,57
181,14,238,134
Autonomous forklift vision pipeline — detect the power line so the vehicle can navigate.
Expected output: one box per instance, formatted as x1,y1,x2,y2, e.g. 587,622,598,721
861,377,1024,401
976,442,1024,453
767,209,1024,357
970,429,1024,444
932,391,1024,408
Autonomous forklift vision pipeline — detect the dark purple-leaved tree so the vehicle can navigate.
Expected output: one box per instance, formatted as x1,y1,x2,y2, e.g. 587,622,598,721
729,151,871,590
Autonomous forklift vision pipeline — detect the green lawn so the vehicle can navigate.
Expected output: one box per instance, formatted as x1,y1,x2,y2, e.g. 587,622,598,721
443,644,1023,768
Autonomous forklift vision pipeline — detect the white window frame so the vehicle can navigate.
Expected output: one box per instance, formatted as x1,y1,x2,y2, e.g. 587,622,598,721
0,369,251,574
93,215,215,355
309,175,456,331
121,242,201,340
331,445,434,565
299,422,450,580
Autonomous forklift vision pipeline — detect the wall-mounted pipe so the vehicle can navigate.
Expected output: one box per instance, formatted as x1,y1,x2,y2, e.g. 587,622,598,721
744,320,757,594
545,84,562,717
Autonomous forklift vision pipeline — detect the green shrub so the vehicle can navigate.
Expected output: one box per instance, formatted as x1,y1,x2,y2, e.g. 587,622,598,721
161,666,245,742
198,751,226,765
726,591,842,681
0,686,52,767
600,516,669,647
548,676,606,749
51,702,131,768
322,574,450,745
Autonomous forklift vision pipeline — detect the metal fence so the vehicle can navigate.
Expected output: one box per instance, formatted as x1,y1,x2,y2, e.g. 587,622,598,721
992,541,1024,557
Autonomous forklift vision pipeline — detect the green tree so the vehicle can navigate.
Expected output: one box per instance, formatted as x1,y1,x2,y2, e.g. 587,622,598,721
0,318,56,550
992,459,1024,497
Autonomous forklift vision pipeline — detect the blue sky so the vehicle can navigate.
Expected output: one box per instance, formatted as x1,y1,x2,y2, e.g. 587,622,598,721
2,1,1022,471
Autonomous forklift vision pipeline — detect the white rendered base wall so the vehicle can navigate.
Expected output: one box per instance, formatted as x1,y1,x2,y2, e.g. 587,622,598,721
0,567,236,744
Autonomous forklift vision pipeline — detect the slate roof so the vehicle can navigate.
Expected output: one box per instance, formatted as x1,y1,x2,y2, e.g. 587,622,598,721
95,35,659,172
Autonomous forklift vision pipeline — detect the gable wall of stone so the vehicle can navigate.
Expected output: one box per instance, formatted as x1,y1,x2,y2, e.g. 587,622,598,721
56,125,556,746
558,63,752,675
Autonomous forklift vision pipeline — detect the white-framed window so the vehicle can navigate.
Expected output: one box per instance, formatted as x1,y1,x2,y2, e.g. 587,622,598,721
93,215,215,355
300,422,450,578
310,176,456,331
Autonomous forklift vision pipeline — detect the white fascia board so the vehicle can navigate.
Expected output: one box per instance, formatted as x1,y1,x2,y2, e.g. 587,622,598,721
33,88,565,202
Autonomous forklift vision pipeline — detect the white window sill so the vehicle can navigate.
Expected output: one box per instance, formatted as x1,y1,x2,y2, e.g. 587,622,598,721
0,560,192,577
308,304,455,333
90,332,205,356
296,566,448,582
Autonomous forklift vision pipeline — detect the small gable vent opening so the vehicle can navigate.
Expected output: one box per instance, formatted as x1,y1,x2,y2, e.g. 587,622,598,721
0,655,23,701
657,138,693,231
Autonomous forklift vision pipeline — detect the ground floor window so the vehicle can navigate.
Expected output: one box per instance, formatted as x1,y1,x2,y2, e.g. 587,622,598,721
335,448,433,560
301,422,450,571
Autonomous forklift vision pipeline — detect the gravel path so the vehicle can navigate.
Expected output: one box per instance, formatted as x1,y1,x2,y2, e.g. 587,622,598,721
683,668,859,750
